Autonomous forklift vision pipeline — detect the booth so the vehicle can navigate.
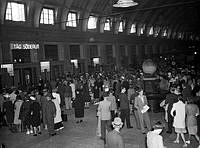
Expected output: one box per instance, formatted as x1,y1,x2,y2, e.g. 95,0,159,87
142,59,163,113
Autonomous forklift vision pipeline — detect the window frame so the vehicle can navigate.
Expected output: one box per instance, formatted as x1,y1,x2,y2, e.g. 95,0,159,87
118,20,125,32
130,23,136,34
104,18,112,31
5,1,26,22
87,15,98,30
66,11,78,27
40,7,55,25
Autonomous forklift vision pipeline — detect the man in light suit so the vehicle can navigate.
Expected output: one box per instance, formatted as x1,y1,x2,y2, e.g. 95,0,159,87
98,92,112,144
134,87,151,134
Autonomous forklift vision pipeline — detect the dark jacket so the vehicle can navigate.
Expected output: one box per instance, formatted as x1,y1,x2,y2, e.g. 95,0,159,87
119,93,129,110
165,93,178,113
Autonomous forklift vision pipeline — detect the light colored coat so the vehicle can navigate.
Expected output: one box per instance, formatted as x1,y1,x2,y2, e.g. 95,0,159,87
52,92,62,123
106,95,117,111
147,131,165,148
171,100,186,128
98,99,111,120
70,83,76,98
14,100,23,124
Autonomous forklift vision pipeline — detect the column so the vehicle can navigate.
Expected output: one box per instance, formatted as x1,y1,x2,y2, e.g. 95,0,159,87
136,45,141,65
80,44,88,72
98,43,105,65
113,42,120,70
63,43,71,74
0,42,2,63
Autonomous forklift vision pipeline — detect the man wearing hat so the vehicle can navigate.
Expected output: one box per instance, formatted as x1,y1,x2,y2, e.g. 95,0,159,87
106,117,125,148
147,122,167,148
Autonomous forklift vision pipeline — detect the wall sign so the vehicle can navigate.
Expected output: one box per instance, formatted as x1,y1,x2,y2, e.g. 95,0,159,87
10,42,39,50
1,64,14,76
40,61,50,72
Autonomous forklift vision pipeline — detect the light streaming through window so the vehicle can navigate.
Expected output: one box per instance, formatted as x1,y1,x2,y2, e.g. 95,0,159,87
149,26,153,35
104,18,111,31
118,21,124,32
130,24,136,33
5,2,25,21
40,8,54,25
66,12,77,27
162,29,167,37
88,16,97,29
140,24,145,34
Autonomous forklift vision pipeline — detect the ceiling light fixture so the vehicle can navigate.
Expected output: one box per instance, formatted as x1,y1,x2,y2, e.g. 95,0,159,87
113,0,138,8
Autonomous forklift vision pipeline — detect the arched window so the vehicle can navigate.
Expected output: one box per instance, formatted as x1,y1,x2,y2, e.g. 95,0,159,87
5,2,25,22
149,26,153,35
40,8,54,25
88,16,97,29
104,18,111,31
118,21,124,32
66,11,77,27
130,23,136,33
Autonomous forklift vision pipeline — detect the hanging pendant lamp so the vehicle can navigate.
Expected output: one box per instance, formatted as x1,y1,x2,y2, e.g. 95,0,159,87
113,0,138,8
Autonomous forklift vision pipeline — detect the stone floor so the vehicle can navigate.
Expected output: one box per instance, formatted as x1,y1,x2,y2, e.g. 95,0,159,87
0,105,199,148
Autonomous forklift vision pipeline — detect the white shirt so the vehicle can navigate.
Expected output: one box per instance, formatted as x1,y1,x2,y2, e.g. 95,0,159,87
70,83,76,98
98,99,111,120
147,131,165,148
171,100,186,128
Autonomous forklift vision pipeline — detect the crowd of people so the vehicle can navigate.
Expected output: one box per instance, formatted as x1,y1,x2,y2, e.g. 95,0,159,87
0,60,200,148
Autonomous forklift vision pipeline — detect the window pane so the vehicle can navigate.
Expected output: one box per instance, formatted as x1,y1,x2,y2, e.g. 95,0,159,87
5,2,25,21
88,16,97,29
118,21,123,32
5,3,12,20
130,24,136,33
40,8,54,25
66,12,77,27
104,19,111,31
149,26,153,35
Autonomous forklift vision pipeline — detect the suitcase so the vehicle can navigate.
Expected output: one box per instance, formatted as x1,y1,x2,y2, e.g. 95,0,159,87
61,110,68,122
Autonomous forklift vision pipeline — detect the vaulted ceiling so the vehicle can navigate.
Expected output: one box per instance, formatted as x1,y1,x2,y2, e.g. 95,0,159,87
68,0,200,35
1,0,200,36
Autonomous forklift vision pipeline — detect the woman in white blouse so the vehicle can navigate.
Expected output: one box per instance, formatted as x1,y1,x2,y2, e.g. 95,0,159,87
170,95,187,147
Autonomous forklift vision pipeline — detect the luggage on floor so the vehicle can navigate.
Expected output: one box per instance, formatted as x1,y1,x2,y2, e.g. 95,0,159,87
61,110,68,122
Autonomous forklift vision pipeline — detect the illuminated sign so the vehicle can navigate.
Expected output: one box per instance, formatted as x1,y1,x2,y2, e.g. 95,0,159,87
1,64,14,76
40,61,50,72
10,43,39,50
71,59,78,68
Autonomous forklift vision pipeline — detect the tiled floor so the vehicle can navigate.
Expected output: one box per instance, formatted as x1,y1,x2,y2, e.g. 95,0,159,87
0,105,199,148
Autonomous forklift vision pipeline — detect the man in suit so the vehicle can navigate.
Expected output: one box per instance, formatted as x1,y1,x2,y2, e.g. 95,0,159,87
43,93,56,136
119,87,133,129
134,87,151,134
164,87,178,134
98,92,112,144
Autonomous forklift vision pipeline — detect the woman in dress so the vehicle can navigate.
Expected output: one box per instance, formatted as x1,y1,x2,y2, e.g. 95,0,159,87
3,94,14,130
29,96,41,136
74,87,85,123
52,88,64,131
171,95,187,147
185,99,200,146
13,94,23,132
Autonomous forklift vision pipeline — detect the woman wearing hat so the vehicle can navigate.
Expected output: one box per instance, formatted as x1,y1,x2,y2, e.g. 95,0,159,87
106,117,124,148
